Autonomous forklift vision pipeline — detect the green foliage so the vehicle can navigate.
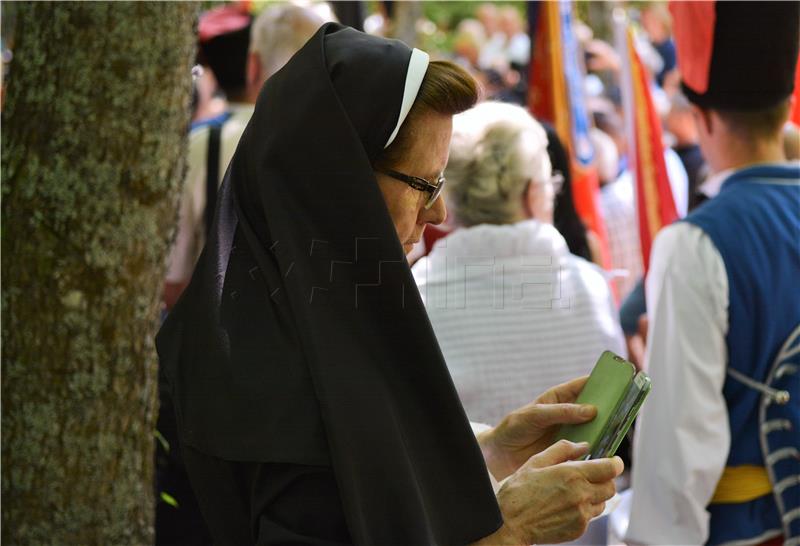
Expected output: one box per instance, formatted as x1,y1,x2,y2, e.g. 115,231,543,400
423,1,488,31
420,1,526,55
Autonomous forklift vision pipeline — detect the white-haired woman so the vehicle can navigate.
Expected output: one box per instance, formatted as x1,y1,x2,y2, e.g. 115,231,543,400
413,101,626,426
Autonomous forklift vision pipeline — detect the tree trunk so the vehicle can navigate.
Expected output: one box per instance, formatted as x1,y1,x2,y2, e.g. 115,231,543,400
1,3,197,543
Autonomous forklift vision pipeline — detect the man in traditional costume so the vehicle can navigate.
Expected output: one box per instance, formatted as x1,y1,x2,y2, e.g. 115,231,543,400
628,3,800,544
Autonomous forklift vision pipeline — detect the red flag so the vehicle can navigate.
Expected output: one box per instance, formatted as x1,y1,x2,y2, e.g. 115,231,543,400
621,27,678,272
790,55,800,127
528,0,610,269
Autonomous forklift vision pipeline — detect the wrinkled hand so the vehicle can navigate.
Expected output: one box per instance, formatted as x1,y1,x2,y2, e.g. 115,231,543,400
497,440,624,545
478,376,596,480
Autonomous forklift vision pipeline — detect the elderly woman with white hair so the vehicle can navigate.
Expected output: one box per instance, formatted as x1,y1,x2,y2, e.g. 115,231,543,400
412,101,626,426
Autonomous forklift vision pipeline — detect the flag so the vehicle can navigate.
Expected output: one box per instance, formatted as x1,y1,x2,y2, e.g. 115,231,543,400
790,54,800,127
528,0,610,268
615,19,678,272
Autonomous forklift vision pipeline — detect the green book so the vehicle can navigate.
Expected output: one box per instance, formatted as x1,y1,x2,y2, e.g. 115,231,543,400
555,351,652,459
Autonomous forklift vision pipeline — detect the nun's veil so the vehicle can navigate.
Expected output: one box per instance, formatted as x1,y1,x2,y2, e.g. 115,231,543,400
157,23,502,544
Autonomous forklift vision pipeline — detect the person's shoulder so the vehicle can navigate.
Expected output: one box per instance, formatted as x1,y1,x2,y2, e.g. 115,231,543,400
563,252,612,299
650,222,720,284
652,222,701,258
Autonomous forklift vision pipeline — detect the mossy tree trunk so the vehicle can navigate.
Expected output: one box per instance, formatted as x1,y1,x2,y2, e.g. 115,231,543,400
1,3,197,543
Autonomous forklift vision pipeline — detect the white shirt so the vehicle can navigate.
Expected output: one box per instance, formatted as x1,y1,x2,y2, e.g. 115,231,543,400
478,31,509,71
665,147,690,219
698,167,734,200
626,175,730,545
506,32,531,66
166,103,255,284
413,220,626,426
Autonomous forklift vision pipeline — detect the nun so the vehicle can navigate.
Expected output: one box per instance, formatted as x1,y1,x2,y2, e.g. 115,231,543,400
157,23,622,545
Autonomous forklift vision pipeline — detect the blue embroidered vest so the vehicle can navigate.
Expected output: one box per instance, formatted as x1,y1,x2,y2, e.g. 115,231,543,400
684,164,800,545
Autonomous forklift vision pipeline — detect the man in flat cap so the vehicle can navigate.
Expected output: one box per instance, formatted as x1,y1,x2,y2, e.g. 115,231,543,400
163,4,326,310
627,2,800,545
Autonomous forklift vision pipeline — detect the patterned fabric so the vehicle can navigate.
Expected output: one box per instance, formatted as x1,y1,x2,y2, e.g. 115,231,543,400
760,326,800,543
413,220,626,426
601,173,642,302
601,150,687,303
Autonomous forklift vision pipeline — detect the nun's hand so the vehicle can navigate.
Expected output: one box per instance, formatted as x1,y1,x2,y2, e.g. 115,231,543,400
495,440,623,545
477,376,596,481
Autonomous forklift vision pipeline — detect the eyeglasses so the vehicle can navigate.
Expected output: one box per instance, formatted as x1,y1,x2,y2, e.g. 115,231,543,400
377,169,446,209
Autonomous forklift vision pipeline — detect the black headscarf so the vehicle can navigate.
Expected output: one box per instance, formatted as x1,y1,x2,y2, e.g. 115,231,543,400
157,23,502,545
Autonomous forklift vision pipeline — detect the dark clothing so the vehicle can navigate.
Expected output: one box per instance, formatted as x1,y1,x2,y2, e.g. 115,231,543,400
156,312,213,546
653,39,676,88
331,1,365,32
157,23,502,545
155,399,213,545
619,278,646,337
545,124,593,262
673,144,707,209
182,445,352,545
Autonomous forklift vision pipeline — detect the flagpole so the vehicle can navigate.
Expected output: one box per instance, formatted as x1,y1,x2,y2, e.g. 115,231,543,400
613,8,640,264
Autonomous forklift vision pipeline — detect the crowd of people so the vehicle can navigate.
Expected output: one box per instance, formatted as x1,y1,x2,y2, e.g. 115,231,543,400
154,2,799,545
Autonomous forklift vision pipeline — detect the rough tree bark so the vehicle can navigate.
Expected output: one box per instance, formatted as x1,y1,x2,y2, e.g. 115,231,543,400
1,3,197,543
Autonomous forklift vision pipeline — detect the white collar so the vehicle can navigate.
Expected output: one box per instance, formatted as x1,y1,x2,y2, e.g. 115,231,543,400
700,162,796,198
698,168,734,199
430,219,570,259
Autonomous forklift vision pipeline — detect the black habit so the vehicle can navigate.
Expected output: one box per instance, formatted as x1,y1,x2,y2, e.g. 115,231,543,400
157,23,502,545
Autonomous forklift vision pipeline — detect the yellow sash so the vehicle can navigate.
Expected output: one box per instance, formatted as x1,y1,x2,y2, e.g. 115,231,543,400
711,465,773,504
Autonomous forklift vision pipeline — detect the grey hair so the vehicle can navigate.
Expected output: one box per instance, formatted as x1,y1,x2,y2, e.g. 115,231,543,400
249,4,327,80
446,101,552,227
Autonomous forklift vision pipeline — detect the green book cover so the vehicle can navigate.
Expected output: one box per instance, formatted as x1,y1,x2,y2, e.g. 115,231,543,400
555,351,651,458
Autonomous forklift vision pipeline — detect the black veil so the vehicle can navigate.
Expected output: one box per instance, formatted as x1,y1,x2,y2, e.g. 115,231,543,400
157,23,502,544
